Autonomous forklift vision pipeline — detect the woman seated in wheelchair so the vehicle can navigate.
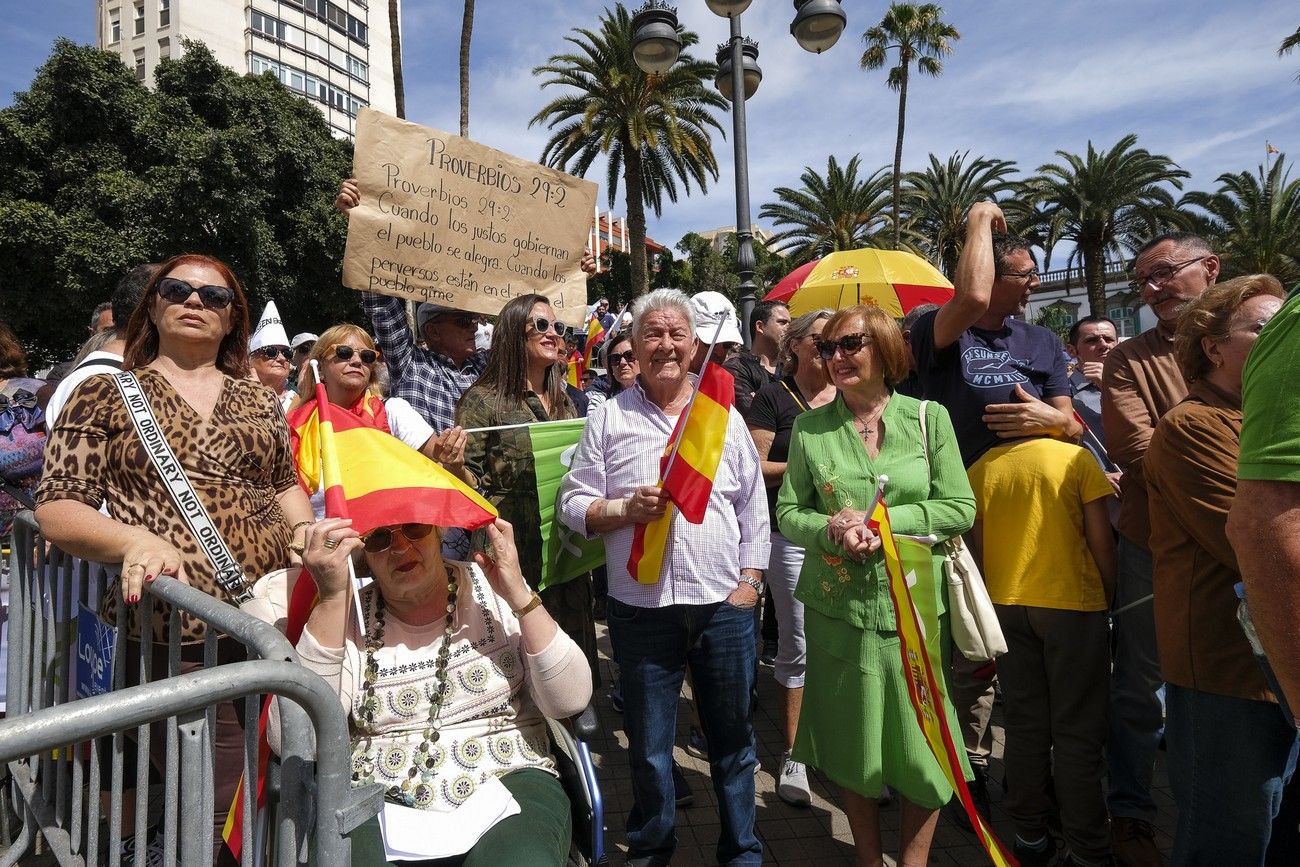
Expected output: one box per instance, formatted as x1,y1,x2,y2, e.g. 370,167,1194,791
297,514,592,866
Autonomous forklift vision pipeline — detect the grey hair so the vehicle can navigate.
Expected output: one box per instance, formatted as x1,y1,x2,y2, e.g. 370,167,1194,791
778,308,833,375
902,303,941,333
631,288,696,340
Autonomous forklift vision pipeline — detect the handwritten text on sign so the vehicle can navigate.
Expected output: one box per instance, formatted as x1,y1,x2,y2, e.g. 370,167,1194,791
342,109,597,326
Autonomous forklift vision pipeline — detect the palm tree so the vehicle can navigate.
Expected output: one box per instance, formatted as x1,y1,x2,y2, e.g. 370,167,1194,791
1281,25,1300,81
530,4,727,296
1181,156,1300,283
859,3,960,249
759,155,894,264
388,0,404,118
1029,134,1189,316
903,151,1017,275
459,0,474,136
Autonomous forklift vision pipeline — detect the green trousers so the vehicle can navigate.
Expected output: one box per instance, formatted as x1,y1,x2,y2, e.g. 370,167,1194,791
350,769,572,867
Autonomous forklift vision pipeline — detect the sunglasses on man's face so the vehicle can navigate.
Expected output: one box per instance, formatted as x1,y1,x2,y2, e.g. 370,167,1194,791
362,523,435,554
530,317,570,338
253,347,293,362
156,276,234,310
329,344,382,365
608,349,636,366
816,333,872,361
293,342,316,356
434,313,483,329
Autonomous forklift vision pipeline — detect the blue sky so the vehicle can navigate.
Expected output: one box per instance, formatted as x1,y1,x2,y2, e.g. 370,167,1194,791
5,0,1299,266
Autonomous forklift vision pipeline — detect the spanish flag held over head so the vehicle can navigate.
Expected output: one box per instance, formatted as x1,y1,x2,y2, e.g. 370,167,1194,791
627,362,735,583
224,378,498,859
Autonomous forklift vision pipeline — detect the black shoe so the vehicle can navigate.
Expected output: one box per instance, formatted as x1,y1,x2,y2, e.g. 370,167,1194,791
610,681,623,714
759,639,777,667
947,767,992,834
1012,836,1055,867
672,761,694,808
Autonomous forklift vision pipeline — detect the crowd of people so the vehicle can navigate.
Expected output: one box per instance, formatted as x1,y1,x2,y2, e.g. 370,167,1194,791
1,180,1298,867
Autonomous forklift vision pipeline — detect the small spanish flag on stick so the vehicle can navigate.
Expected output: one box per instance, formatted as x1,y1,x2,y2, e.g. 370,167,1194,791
627,325,734,583
868,478,1017,867
223,370,498,860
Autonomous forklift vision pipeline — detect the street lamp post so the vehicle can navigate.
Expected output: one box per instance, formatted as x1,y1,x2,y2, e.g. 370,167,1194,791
631,0,847,347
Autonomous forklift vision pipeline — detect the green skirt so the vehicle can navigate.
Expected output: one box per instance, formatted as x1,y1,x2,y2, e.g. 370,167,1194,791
794,608,971,809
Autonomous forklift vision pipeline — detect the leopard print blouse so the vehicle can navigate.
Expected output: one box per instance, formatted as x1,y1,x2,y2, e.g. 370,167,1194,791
36,368,297,643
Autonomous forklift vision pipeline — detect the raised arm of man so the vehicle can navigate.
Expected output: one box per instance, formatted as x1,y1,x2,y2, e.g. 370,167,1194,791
931,201,1005,350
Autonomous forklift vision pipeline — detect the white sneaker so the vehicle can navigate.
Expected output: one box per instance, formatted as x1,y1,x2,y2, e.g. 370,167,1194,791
777,751,811,807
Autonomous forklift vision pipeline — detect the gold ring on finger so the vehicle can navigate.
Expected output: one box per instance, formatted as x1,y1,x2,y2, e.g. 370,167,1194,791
323,536,340,550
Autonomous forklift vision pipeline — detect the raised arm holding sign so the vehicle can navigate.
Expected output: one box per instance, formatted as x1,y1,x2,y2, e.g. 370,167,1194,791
342,109,598,328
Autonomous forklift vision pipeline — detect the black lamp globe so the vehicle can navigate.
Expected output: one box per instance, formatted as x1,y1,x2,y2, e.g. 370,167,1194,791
714,40,762,102
630,1,682,74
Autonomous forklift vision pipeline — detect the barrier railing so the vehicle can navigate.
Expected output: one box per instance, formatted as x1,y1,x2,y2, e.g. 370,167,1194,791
1,511,381,866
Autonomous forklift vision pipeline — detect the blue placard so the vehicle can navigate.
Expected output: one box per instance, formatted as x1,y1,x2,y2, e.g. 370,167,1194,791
75,602,116,699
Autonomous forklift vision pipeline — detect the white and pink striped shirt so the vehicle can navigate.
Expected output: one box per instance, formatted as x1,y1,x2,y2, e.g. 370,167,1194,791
559,378,771,608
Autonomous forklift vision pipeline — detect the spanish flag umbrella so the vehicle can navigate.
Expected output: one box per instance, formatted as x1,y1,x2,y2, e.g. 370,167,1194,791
764,248,953,317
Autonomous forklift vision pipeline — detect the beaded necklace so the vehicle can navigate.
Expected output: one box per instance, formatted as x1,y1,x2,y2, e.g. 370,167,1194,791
350,567,458,807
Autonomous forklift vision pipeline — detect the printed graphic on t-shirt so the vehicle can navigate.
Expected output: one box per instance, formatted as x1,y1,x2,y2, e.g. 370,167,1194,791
961,346,1031,389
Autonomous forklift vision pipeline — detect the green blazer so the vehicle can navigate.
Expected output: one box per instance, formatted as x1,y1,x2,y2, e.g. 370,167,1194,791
776,393,975,632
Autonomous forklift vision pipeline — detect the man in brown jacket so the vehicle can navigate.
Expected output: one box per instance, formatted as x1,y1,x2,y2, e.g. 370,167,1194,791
1100,231,1218,867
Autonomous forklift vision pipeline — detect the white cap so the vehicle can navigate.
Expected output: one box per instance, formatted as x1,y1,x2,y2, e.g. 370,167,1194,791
291,332,318,350
690,291,743,346
475,322,494,352
248,301,290,353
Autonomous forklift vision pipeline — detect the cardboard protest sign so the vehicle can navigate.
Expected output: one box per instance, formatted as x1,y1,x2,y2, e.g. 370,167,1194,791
343,108,598,326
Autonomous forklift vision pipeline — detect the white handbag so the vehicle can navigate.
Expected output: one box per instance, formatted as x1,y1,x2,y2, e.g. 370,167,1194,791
917,401,1007,661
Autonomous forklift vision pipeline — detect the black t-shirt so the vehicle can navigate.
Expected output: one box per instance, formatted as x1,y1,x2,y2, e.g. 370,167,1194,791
909,309,1070,466
724,350,778,415
744,376,809,530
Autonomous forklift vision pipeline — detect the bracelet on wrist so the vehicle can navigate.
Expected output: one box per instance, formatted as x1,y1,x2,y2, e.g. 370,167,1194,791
739,575,763,595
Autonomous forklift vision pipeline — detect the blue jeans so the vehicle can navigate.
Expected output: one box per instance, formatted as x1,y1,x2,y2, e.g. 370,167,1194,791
607,597,761,866
1107,537,1165,822
1166,685,1300,866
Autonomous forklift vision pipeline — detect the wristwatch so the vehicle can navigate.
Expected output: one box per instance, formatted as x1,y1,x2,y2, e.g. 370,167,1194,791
512,591,544,618
739,575,764,595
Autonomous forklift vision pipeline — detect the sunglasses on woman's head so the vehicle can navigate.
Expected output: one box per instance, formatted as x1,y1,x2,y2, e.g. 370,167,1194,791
362,523,435,554
329,344,382,365
608,350,636,365
816,332,871,360
253,347,293,361
530,317,569,338
156,276,234,310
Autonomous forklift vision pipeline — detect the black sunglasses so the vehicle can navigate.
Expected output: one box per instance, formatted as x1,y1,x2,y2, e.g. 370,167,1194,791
329,344,382,365
816,333,872,360
608,349,636,365
362,523,435,554
293,342,316,355
529,317,571,338
253,346,293,361
156,276,234,310
434,312,483,329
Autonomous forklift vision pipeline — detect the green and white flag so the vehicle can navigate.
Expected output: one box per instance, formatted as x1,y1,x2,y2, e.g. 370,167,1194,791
531,418,605,590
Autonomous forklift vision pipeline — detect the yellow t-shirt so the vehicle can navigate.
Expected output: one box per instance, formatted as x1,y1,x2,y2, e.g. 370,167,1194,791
967,438,1115,611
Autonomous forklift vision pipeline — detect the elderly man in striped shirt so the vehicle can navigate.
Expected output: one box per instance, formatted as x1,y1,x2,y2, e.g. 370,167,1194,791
561,288,771,867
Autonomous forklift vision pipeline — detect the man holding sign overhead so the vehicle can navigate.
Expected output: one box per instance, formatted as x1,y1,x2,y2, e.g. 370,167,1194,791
560,289,769,867
334,109,599,433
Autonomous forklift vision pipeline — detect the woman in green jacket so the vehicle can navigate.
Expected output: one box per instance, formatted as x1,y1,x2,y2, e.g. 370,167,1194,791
776,304,975,867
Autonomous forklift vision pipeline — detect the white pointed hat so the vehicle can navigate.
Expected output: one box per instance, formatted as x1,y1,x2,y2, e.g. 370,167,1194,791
249,301,290,353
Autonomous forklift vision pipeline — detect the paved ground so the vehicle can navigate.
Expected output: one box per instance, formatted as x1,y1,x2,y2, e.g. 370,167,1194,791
584,620,1177,866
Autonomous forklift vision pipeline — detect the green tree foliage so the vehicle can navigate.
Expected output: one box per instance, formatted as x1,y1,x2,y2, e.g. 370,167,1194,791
760,155,893,264
0,39,356,367
1032,305,1074,342
1281,25,1300,81
1181,156,1300,283
530,4,727,298
903,151,1018,275
859,3,960,249
1029,134,1189,317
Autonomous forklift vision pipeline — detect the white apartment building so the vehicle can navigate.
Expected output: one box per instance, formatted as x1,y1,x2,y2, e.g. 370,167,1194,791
95,0,398,139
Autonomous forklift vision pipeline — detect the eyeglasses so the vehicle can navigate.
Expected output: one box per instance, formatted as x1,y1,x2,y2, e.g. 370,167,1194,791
253,346,293,361
361,523,435,554
816,333,872,360
608,349,636,366
1128,256,1209,292
328,344,382,365
433,312,483,329
156,276,234,310
997,268,1040,282
293,342,315,356
530,317,570,338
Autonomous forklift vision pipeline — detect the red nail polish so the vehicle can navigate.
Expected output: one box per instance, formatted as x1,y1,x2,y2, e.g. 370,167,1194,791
145,574,154,582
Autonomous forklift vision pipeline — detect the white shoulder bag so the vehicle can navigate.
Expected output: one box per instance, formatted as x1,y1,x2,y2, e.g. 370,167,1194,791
917,401,1007,661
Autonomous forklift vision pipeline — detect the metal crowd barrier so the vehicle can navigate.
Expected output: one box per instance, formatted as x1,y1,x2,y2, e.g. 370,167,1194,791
1,511,381,866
